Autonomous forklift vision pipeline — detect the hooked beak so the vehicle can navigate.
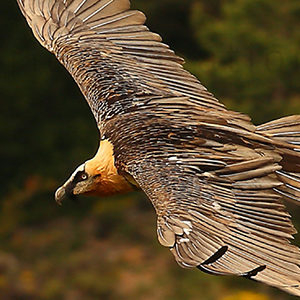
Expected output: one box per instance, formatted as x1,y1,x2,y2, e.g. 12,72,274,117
55,186,67,205
55,184,77,205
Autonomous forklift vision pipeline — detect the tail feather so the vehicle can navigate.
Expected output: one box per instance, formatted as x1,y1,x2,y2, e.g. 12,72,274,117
257,115,300,148
274,171,300,204
257,116,300,204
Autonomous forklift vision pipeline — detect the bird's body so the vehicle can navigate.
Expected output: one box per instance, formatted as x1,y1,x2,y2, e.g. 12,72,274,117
17,0,300,296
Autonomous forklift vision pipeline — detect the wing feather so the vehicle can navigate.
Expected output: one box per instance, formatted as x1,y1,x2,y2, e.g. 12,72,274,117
122,134,300,296
17,0,226,121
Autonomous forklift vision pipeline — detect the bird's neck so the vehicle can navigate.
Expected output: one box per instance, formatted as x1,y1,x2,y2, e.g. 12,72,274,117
85,139,134,196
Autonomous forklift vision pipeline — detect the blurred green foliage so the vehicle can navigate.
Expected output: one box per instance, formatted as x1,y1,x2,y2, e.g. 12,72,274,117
0,0,299,299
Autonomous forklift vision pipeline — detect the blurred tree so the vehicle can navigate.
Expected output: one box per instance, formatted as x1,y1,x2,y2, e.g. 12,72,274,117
189,0,300,124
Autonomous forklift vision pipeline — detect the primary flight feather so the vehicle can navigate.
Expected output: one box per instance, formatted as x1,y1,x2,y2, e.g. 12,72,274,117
17,0,300,296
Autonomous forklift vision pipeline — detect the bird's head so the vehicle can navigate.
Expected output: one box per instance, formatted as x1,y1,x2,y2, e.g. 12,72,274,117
54,140,134,205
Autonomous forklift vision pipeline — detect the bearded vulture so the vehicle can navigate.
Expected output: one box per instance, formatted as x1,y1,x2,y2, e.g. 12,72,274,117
17,0,300,296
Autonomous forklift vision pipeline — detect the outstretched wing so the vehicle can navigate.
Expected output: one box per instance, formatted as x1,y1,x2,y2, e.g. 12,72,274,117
17,0,232,132
125,142,300,296
102,94,300,295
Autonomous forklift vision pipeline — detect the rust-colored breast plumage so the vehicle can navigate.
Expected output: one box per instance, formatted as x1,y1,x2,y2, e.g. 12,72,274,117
85,139,134,196
17,0,300,296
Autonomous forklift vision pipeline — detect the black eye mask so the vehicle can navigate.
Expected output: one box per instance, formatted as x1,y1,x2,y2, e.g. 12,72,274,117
73,171,88,184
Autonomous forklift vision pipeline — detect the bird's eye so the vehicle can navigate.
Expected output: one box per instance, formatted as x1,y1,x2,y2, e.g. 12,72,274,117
81,173,88,181
74,171,88,183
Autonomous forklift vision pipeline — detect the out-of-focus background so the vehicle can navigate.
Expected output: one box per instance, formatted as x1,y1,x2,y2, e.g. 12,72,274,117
1,0,300,299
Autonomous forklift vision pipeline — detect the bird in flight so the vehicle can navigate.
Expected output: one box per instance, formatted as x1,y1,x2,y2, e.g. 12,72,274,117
17,0,300,296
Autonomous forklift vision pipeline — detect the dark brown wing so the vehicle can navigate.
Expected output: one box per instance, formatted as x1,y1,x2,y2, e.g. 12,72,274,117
123,138,300,296
101,103,300,295
17,0,228,131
